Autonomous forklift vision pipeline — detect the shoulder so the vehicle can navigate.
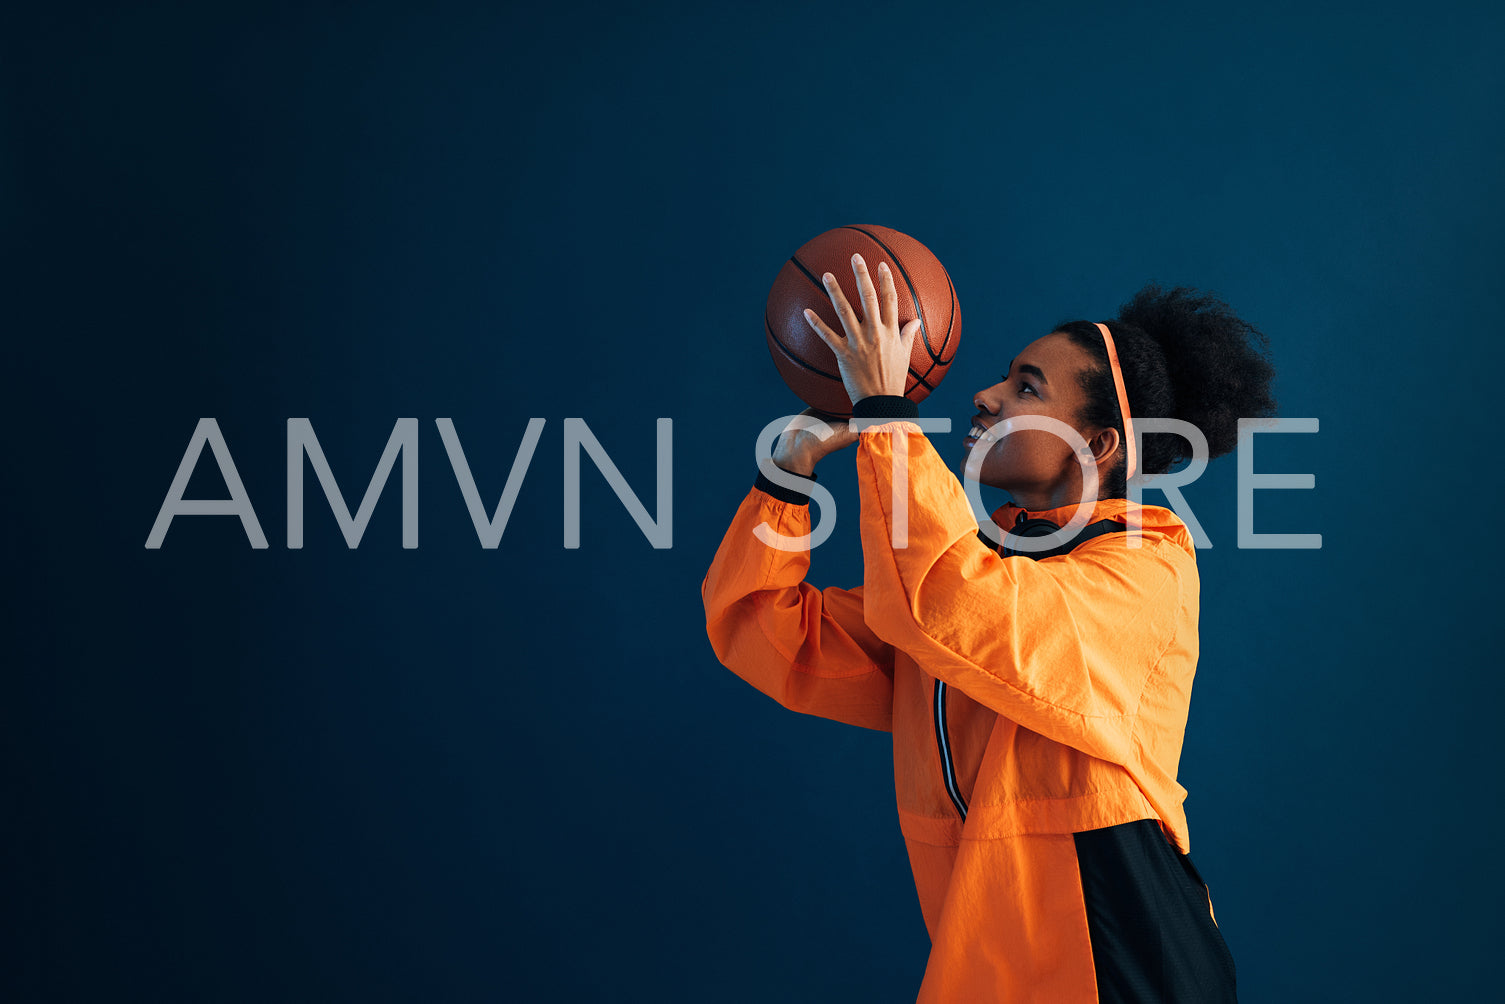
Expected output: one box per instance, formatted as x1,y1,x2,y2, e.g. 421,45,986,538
1052,526,1195,607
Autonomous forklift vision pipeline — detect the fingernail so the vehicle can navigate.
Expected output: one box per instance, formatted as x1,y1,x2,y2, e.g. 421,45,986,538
822,273,834,283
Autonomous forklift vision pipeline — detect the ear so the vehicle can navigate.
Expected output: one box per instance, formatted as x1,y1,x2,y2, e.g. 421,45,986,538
1086,427,1121,470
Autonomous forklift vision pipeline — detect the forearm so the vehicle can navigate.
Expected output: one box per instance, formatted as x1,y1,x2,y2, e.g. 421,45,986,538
702,474,894,732
851,412,1154,762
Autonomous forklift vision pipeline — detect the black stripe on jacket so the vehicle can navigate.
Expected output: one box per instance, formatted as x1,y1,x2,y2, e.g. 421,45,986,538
1074,819,1238,1003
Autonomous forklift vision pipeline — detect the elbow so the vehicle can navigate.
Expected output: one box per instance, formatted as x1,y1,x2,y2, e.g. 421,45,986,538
701,569,735,640
702,607,735,667
702,593,761,675
861,583,924,651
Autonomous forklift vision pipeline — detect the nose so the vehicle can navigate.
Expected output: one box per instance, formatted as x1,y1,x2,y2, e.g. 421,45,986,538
973,385,1002,415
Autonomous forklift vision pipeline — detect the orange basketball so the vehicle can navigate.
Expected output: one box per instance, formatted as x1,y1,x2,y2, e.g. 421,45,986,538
764,224,961,417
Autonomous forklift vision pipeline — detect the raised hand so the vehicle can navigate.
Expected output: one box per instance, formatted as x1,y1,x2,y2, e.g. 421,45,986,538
802,252,922,405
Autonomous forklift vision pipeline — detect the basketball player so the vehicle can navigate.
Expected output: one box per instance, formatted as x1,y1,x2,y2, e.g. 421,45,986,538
703,253,1275,1001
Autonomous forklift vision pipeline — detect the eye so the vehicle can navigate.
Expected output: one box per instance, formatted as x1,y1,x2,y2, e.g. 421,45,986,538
1017,380,1038,397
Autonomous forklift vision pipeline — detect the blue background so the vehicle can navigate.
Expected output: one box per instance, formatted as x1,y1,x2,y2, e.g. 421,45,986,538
8,2,1502,1001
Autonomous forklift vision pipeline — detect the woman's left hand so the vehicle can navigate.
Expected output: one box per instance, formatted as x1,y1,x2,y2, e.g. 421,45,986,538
803,253,922,405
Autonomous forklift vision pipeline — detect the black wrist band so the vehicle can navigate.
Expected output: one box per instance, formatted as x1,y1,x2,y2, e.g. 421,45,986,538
851,396,920,419
754,463,818,506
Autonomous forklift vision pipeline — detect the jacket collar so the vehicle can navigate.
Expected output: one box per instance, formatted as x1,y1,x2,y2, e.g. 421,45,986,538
988,498,1196,558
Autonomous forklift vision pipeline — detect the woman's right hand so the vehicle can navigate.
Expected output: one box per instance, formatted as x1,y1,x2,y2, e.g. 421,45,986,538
770,406,860,477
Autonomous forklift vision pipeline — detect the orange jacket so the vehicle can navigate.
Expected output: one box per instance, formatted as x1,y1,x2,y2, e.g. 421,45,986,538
702,418,1207,1000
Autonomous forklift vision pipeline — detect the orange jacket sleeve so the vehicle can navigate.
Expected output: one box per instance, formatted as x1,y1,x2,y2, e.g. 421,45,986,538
853,421,1186,765
702,484,896,733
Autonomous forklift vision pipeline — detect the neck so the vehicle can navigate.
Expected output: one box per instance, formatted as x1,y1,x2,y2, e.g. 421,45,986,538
1003,469,1099,513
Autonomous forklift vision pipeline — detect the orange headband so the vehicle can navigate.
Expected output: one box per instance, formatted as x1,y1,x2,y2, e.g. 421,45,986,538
1094,322,1136,480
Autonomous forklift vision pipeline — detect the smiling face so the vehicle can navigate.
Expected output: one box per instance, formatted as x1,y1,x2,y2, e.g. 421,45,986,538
961,331,1121,510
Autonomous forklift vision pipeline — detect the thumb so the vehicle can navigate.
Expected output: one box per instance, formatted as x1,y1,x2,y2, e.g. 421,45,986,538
901,319,922,351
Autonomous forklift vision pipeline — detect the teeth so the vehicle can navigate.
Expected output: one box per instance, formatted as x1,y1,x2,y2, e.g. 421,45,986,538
970,425,988,438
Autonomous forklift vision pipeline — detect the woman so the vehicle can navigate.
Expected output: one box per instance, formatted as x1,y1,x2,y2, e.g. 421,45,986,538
702,253,1274,1002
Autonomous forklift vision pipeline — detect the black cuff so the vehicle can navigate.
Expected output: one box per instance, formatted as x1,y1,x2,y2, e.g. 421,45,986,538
851,395,919,419
754,463,818,506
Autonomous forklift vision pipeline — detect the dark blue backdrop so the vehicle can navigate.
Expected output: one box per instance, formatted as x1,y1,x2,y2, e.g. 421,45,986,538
8,2,1502,1001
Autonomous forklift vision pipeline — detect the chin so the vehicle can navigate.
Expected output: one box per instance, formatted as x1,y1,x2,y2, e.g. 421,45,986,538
957,451,1008,491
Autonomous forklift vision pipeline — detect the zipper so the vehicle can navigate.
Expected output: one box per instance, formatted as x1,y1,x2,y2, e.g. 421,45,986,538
932,679,968,819
933,512,1034,820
